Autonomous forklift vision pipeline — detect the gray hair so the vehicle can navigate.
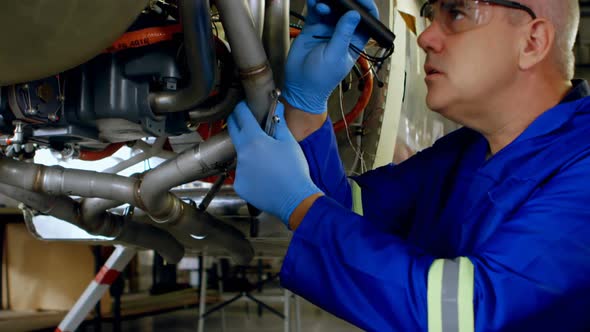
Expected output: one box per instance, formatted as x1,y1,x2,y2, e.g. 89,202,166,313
515,0,580,79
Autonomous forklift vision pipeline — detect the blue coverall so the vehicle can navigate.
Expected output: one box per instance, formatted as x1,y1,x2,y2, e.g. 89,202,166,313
280,80,590,331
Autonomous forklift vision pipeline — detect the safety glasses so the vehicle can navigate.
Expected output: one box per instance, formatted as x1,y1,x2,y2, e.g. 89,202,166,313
420,0,536,34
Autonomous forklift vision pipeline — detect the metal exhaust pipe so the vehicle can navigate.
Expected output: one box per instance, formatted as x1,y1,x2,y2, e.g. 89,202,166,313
149,0,217,113
0,183,184,263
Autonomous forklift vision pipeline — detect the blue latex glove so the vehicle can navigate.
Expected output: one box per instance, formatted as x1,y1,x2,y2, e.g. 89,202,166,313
228,101,322,224
282,0,379,114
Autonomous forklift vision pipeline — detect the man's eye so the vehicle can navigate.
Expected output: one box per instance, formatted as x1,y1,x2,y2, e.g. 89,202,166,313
449,8,466,20
441,1,468,20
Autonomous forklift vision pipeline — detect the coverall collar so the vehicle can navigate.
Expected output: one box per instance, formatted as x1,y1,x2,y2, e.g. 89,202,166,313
460,80,590,176
511,80,590,143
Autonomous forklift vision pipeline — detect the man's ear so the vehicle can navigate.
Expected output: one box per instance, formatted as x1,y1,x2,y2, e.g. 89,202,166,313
519,19,555,70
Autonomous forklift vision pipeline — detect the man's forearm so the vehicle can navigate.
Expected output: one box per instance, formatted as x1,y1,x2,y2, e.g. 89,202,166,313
289,193,324,230
283,101,327,142
283,101,328,229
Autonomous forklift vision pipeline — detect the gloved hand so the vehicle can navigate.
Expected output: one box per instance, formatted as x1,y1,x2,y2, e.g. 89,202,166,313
282,0,379,114
228,101,322,224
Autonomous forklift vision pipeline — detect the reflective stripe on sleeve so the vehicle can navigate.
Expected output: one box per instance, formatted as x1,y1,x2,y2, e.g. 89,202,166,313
351,180,364,216
427,257,475,332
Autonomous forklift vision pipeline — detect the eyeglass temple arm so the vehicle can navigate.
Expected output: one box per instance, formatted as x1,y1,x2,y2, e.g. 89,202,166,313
484,0,537,19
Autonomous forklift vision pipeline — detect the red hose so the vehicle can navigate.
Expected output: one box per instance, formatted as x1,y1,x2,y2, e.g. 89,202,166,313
332,57,374,132
289,28,374,133
105,24,183,53
79,143,126,161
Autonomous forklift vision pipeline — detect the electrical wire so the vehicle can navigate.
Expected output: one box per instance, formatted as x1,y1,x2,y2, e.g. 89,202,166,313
369,62,385,88
53,74,65,117
338,84,367,175
56,75,62,100
18,89,27,113
311,35,394,64
61,77,66,110
332,56,374,133
349,43,394,63
290,27,374,134
290,2,393,64
26,86,33,113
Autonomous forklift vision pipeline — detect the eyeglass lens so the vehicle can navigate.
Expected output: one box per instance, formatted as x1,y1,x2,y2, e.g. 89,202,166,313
422,0,493,34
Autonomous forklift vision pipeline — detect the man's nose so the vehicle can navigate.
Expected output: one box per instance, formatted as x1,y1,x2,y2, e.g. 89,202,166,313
418,22,444,53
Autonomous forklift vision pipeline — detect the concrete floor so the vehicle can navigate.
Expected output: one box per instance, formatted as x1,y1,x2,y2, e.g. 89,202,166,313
85,298,361,332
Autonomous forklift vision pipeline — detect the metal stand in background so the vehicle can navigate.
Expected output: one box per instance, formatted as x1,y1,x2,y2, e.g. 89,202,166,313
196,172,301,331
197,255,208,332
215,258,227,332
197,198,302,332
197,257,301,332
109,262,126,332
55,245,136,332
92,246,104,332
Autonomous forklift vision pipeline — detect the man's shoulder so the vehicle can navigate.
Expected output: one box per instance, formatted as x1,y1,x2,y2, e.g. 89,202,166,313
552,98,590,148
492,103,590,186
569,98,590,133
353,128,476,187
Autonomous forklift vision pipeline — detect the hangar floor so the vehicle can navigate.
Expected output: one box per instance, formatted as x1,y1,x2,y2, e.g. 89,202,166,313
86,297,361,332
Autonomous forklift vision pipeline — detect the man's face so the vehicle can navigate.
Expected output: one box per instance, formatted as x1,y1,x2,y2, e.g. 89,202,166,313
417,1,524,126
